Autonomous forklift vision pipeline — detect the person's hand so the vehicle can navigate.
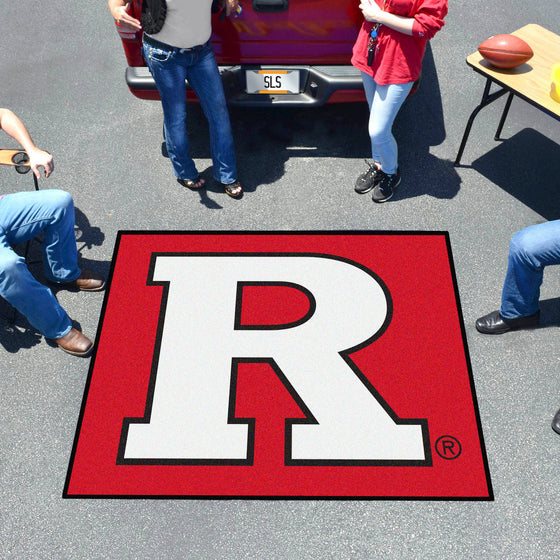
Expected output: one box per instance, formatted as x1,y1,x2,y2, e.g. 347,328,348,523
359,0,385,24
27,148,54,179
109,2,142,32
223,0,239,17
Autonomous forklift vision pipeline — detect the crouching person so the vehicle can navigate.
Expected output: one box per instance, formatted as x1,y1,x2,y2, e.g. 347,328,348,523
0,108,104,356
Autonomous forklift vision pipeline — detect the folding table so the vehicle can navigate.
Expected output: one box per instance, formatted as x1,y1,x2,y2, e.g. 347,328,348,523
455,24,560,166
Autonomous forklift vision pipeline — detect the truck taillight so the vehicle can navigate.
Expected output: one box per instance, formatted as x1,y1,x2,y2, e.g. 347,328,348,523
116,22,138,40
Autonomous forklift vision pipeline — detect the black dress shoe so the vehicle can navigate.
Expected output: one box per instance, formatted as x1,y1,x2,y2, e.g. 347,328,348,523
552,408,560,435
475,309,540,334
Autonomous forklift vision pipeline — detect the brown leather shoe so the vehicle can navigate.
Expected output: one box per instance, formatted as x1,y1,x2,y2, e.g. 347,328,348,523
67,270,105,292
54,328,94,357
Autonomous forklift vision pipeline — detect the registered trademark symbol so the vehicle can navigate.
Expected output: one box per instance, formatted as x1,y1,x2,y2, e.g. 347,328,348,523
435,435,462,460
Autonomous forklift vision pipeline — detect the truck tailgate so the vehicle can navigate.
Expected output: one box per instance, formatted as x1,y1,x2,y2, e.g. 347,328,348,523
211,0,363,65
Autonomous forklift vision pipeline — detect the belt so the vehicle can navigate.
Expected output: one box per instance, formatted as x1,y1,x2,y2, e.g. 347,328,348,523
143,34,207,53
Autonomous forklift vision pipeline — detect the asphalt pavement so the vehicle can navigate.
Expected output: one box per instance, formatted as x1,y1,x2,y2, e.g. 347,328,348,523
1,1,560,558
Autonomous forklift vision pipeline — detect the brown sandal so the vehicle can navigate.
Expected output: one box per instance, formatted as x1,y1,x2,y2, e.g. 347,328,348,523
223,180,243,198
178,176,205,190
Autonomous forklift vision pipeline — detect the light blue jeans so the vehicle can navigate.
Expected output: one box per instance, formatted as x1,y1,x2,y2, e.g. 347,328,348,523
361,73,413,175
0,190,80,338
500,220,560,319
143,38,237,184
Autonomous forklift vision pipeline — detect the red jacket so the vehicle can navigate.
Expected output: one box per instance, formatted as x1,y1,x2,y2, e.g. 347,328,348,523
351,0,448,85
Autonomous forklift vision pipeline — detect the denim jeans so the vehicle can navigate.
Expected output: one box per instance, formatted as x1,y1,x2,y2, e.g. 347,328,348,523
361,73,413,175
0,190,80,338
143,38,237,184
500,220,560,319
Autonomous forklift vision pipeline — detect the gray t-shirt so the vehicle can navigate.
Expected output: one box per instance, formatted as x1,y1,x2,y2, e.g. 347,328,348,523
148,0,213,49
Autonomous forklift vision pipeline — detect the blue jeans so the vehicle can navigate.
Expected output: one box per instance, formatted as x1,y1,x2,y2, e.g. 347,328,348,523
0,190,81,338
500,220,560,319
143,38,237,184
361,73,413,175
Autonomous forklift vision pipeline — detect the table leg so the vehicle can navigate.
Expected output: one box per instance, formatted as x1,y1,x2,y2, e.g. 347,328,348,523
454,79,509,166
495,92,514,141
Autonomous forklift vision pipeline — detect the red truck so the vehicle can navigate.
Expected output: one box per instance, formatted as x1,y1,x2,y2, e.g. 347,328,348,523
115,0,366,106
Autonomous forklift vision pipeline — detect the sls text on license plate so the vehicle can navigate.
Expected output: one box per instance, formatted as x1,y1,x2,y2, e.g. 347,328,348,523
246,70,299,94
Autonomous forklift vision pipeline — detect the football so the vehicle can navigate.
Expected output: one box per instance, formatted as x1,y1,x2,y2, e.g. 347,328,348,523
478,34,534,69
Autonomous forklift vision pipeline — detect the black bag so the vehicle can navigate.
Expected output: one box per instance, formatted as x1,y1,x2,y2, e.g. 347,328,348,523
141,0,167,35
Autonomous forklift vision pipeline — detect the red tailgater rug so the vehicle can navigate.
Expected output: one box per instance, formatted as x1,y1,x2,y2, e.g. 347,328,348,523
64,231,493,500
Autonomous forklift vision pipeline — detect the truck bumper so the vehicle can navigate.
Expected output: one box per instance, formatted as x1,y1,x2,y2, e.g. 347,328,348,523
125,64,365,106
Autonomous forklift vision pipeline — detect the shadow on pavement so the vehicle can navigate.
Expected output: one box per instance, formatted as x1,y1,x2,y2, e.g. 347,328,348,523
536,297,560,328
173,43,460,205
0,319,42,353
74,207,105,253
471,128,560,221
393,43,461,201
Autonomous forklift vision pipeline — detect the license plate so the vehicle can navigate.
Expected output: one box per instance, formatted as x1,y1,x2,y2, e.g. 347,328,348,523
246,70,299,94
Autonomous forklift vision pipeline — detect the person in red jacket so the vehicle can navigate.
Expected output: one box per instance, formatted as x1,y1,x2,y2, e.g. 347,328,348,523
352,0,447,202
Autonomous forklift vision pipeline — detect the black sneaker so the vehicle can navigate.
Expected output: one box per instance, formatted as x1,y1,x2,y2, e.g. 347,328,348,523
354,161,382,194
372,168,401,203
